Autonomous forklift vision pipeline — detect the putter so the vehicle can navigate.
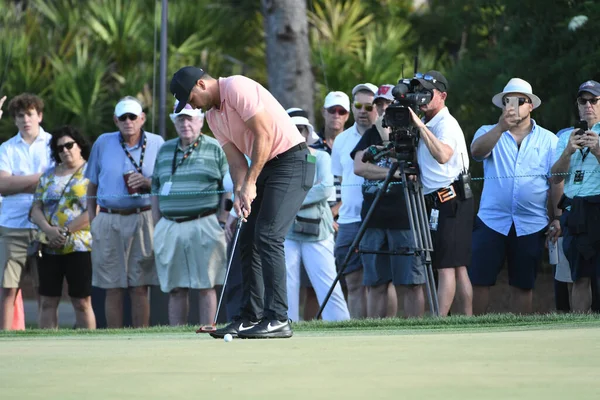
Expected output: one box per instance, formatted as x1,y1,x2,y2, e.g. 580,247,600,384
196,216,243,334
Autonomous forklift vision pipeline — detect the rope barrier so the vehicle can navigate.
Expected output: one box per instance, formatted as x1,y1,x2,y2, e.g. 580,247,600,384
27,169,595,201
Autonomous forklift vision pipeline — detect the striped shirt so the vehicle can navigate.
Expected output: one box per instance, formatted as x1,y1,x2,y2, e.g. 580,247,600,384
151,135,228,217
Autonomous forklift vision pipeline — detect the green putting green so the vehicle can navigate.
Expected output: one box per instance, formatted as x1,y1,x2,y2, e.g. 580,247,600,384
1,315,599,399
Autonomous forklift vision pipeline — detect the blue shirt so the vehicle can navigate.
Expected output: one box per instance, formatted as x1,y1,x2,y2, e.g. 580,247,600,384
554,122,600,198
472,120,557,236
86,131,164,209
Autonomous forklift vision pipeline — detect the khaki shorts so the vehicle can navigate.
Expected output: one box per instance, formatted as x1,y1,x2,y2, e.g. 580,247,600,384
90,211,158,289
0,227,38,288
154,215,226,293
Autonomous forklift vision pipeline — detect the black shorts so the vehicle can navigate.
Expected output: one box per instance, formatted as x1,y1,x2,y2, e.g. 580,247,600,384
430,196,474,269
38,252,92,298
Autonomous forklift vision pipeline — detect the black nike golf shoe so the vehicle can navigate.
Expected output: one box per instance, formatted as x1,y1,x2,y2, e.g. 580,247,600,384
209,318,258,339
237,319,293,339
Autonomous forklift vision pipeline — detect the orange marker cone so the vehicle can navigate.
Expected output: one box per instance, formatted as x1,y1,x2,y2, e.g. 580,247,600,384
11,290,25,331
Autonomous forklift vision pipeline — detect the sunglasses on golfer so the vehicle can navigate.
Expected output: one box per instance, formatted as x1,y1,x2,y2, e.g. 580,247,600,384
414,73,447,91
57,141,76,153
326,107,348,116
502,97,532,106
118,113,138,122
577,97,600,106
354,102,374,112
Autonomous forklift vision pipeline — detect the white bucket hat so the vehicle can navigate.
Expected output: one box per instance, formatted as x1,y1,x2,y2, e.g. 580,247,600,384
492,78,541,109
286,108,319,145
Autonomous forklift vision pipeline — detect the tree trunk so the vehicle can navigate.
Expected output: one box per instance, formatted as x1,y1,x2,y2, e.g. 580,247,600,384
261,0,315,122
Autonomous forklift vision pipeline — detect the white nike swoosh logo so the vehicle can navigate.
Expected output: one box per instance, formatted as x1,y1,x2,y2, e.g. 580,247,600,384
267,322,286,332
238,323,255,332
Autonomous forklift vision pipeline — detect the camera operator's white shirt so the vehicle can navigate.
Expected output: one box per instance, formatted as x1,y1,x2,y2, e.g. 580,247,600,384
331,123,364,224
417,107,469,195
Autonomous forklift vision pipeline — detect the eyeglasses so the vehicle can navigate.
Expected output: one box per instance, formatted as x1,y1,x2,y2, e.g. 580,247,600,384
577,97,600,106
57,141,76,153
326,107,348,116
502,97,532,106
118,114,138,122
414,73,447,91
354,102,374,112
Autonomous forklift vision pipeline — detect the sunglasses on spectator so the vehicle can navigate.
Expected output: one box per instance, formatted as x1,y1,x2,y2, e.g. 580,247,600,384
354,102,374,112
57,141,76,153
502,97,532,106
118,113,138,122
414,73,447,91
326,107,348,116
577,97,600,106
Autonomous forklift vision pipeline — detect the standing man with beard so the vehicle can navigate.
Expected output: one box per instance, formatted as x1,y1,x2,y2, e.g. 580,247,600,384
170,67,314,339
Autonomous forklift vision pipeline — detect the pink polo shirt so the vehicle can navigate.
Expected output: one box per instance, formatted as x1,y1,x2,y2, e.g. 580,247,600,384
205,76,304,161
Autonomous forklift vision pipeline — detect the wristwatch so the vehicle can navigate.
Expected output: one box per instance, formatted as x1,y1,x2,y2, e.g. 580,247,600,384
62,226,71,237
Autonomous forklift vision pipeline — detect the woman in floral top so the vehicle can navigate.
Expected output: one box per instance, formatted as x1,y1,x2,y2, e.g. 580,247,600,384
30,126,95,329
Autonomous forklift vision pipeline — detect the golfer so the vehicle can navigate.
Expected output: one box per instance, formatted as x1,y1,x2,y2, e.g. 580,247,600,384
170,67,314,339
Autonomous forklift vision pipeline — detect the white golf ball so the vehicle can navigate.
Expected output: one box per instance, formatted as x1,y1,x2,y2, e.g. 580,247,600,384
224,334,233,342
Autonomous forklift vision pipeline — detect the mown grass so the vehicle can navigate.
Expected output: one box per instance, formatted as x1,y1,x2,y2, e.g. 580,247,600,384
1,313,598,338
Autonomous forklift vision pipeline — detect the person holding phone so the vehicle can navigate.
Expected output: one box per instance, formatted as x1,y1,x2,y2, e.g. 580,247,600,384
551,80,600,313
469,78,562,315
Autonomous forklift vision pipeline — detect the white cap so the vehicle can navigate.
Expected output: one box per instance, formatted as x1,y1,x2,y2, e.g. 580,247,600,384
351,83,378,97
170,100,204,123
114,97,143,117
323,91,350,111
286,108,319,146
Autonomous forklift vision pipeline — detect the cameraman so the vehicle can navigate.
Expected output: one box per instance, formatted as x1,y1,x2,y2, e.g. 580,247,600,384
352,84,426,318
407,71,474,317
551,80,600,313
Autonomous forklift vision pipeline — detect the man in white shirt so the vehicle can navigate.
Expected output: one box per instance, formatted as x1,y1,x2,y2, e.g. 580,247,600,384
408,71,474,317
0,93,53,330
331,82,378,318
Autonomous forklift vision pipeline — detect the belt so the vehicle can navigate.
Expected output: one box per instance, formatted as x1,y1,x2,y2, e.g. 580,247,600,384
272,142,307,160
163,209,217,223
99,206,152,216
425,182,459,204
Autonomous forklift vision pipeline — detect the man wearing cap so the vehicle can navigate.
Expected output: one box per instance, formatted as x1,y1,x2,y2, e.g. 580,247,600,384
284,108,350,322
331,82,379,319
551,80,600,313
170,66,314,339
86,96,164,328
312,91,351,154
351,84,426,318
470,78,560,315
407,71,474,317
151,101,229,326
0,93,52,330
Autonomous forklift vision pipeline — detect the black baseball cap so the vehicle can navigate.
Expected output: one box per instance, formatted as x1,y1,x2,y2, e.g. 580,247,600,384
415,70,449,92
170,66,205,113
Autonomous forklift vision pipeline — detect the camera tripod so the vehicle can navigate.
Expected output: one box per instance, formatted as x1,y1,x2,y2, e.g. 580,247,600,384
316,160,440,318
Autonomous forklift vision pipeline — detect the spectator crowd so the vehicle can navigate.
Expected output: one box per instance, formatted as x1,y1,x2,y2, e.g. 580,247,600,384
0,71,599,330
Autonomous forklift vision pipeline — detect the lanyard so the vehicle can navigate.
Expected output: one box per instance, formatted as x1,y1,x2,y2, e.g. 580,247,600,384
171,136,201,175
580,148,591,162
120,132,147,173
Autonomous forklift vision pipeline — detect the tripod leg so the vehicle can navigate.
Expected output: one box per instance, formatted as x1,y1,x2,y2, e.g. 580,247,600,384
416,188,440,317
